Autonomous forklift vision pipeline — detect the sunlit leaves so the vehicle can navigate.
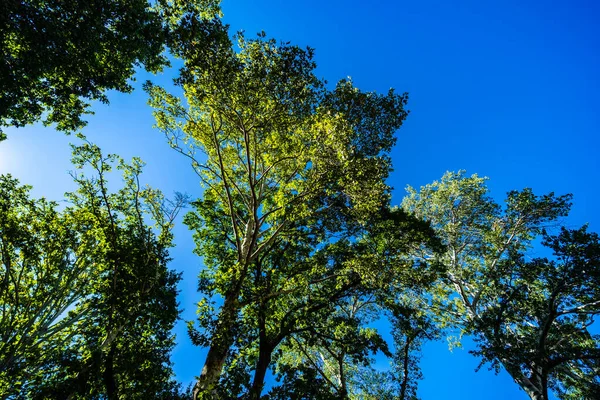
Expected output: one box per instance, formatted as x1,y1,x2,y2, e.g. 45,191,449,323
147,22,414,397
402,171,599,399
0,139,185,398
0,175,97,395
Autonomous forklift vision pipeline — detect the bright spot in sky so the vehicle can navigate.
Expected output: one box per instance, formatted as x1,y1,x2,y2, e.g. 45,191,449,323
0,145,10,172
0,140,21,175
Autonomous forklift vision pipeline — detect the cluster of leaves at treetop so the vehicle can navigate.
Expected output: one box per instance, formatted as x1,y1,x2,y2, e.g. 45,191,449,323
1,2,598,399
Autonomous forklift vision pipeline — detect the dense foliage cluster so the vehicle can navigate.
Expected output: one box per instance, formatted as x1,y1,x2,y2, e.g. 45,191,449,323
1,140,185,398
0,1,598,399
0,0,220,138
403,172,600,400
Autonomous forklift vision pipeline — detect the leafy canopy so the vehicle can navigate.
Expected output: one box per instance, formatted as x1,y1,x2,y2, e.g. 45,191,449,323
0,0,220,138
402,171,599,400
146,20,436,398
0,139,186,399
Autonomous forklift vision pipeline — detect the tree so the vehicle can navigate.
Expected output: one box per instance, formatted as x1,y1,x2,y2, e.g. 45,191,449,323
56,139,186,399
0,0,220,139
146,21,416,398
182,205,439,400
0,139,186,398
267,208,442,400
0,174,98,396
471,225,600,400
271,296,434,400
402,171,600,400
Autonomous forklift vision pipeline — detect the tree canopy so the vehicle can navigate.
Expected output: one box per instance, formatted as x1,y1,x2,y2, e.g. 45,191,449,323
1,4,598,400
145,21,446,399
0,139,186,398
402,171,600,400
0,0,220,138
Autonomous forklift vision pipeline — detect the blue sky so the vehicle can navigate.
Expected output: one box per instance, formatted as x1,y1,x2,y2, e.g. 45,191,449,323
1,0,599,398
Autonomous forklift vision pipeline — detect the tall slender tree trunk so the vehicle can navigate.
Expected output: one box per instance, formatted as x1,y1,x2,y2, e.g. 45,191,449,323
193,294,240,400
248,299,278,400
193,217,259,399
399,334,415,400
523,388,545,400
103,342,118,400
526,366,549,400
249,343,273,400
503,361,548,400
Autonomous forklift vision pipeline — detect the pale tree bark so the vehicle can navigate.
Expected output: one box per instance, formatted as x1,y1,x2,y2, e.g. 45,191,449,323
192,294,240,399
502,361,549,400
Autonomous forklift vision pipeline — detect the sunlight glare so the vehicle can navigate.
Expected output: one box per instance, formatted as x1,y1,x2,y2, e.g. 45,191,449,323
0,142,16,174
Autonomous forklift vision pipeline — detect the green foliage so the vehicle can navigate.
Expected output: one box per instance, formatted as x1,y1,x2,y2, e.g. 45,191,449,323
0,139,186,398
9,2,596,397
0,0,220,136
351,303,438,400
7,1,598,397
264,208,441,400
0,175,97,395
472,225,600,400
145,21,442,398
402,170,599,399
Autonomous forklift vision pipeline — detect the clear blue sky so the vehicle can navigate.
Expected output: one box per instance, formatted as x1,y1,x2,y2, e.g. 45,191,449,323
1,0,599,398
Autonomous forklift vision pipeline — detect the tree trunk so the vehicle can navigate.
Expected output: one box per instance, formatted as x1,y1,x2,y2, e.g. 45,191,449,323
193,218,258,399
524,388,545,400
249,344,273,400
523,363,550,400
503,362,548,400
526,369,549,400
249,298,278,400
193,294,240,400
399,335,414,400
103,341,118,400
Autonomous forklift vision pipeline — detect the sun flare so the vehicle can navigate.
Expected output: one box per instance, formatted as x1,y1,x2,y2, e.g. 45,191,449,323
0,144,14,173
